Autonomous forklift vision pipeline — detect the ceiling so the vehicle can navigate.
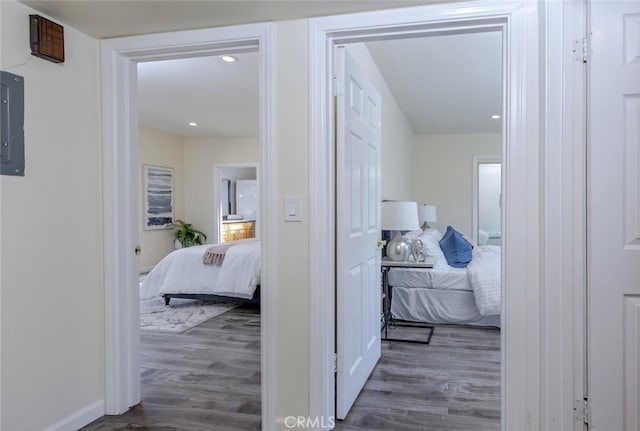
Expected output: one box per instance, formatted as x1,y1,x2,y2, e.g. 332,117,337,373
21,1,436,39
137,52,259,137
366,31,503,134
22,0,502,137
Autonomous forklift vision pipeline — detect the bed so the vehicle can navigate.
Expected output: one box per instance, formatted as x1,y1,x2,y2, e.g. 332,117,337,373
140,239,261,305
388,229,501,327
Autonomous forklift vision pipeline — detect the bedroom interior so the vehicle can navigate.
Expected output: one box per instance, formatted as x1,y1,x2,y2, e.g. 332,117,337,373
333,32,503,428
83,50,265,428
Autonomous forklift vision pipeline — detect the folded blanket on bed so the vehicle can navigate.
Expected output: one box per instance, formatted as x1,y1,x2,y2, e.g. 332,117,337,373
467,245,501,316
203,243,234,265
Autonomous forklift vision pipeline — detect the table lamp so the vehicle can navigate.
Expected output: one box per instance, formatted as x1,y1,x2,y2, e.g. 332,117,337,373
418,204,437,230
381,201,420,261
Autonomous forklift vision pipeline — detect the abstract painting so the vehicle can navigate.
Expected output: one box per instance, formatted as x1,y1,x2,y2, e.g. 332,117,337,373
144,164,174,230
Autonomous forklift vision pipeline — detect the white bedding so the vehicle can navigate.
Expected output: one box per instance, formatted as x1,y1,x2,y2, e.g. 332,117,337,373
388,244,502,321
140,239,261,300
467,245,501,316
391,287,501,327
387,266,472,291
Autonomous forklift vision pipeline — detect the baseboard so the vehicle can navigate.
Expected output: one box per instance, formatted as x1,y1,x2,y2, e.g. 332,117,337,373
42,400,105,431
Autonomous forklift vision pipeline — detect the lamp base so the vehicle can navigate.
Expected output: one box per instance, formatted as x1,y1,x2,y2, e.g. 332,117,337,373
386,231,410,261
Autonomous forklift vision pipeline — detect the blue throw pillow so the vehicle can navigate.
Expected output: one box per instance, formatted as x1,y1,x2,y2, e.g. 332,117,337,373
439,226,473,268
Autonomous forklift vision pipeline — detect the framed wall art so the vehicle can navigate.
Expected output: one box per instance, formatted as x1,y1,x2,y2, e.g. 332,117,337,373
143,164,174,230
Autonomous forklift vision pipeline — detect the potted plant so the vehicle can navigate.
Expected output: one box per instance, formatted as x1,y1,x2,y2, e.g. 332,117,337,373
169,219,207,248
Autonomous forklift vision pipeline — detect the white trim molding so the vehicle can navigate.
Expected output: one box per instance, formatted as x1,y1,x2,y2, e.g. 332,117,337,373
101,22,276,430
42,400,105,431
309,2,548,429
539,1,587,429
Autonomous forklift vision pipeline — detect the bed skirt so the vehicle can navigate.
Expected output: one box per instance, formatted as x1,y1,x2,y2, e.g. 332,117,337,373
391,286,499,327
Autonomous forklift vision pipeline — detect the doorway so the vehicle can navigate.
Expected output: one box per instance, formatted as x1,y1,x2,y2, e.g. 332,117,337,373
100,24,276,425
309,3,539,428
333,29,504,425
473,156,502,246
215,164,259,244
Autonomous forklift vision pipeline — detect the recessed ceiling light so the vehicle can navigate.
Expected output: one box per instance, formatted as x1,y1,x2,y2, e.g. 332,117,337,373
188,122,198,127
221,55,238,63
491,114,501,119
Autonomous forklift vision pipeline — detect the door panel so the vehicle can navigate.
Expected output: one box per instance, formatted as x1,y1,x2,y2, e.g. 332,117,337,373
336,46,382,420
588,1,640,429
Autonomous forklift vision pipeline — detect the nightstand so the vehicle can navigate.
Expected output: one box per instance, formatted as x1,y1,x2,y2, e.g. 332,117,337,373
381,258,435,344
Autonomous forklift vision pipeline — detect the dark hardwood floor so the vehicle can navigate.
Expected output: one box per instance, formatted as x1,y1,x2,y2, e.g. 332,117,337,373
81,305,262,431
82,308,500,431
336,324,501,431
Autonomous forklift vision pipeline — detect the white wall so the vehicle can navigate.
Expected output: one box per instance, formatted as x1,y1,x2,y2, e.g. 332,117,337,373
411,133,501,236
182,137,259,243
273,19,311,423
0,1,104,430
346,44,415,201
138,126,185,270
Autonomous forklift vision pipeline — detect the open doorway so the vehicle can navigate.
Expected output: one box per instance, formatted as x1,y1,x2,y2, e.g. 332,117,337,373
99,24,275,428
216,164,258,244
473,157,502,247
333,31,503,428
87,49,264,430
309,3,539,428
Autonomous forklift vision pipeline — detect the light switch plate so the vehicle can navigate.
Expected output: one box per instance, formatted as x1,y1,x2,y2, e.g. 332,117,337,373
284,196,302,222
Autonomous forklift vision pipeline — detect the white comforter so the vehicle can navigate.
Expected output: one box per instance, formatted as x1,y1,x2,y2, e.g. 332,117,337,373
140,239,261,300
467,245,501,316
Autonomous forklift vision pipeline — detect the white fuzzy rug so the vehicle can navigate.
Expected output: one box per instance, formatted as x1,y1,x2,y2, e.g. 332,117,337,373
140,297,238,333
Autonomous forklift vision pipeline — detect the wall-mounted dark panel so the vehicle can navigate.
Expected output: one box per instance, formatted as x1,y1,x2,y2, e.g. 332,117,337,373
0,71,25,176
29,15,65,63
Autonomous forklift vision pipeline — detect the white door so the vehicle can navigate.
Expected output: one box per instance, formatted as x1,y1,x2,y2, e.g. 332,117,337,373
588,1,640,429
335,46,382,420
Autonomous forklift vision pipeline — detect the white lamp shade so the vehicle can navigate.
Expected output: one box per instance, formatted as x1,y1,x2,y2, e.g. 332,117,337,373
418,204,437,224
381,201,420,231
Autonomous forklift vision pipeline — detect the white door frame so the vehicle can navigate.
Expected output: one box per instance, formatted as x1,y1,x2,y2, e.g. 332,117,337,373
100,23,276,428
309,1,586,429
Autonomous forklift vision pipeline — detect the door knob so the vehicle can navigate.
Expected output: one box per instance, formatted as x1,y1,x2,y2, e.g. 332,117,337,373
376,239,387,249
135,245,142,256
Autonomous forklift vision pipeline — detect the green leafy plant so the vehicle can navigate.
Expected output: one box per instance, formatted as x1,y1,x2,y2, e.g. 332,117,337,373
169,219,207,248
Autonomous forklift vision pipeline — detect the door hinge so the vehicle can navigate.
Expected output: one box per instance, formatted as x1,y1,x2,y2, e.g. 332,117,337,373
332,77,344,96
574,36,590,63
575,398,590,425
333,353,338,373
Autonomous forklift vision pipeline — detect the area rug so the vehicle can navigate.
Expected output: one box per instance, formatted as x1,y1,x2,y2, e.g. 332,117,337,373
140,297,238,333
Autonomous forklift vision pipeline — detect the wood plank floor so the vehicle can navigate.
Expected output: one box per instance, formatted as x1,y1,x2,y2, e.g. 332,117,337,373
335,324,501,431
82,308,500,431
81,305,262,431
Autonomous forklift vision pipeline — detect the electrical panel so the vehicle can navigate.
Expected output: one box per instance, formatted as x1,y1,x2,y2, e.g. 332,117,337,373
0,71,25,176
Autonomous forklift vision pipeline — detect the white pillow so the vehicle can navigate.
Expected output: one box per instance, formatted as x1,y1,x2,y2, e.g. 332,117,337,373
418,229,447,268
